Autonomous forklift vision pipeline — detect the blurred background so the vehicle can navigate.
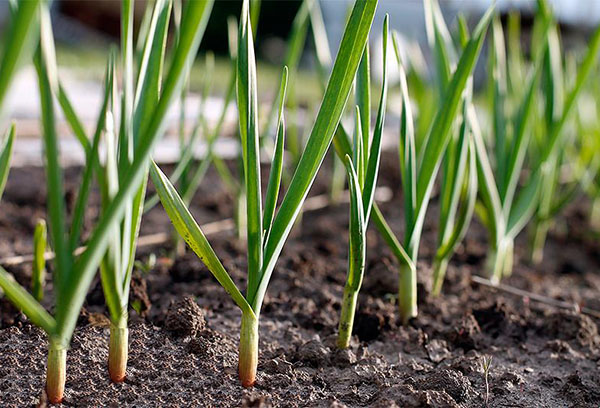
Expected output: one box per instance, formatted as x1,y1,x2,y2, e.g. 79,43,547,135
2,1,598,60
3,1,599,52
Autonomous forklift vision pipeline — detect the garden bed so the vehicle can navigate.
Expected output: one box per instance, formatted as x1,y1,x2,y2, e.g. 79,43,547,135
0,155,599,407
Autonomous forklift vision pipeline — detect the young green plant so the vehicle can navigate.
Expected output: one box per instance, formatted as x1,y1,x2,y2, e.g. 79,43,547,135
527,5,600,264
97,0,174,382
0,1,213,402
327,6,490,323
423,1,478,296
337,15,388,349
375,10,490,322
473,3,600,282
151,0,377,386
57,0,172,382
473,11,545,281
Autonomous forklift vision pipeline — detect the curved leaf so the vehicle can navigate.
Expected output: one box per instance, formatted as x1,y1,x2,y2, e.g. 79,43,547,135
238,0,263,298
392,31,416,231
344,155,365,291
150,162,253,315
254,0,378,313
263,67,289,245
362,15,388,222
0,266,56,335
409,7,492,252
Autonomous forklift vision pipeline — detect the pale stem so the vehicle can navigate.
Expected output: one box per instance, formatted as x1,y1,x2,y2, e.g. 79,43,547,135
488,238,513,284
337,285,359,349
108,319,128,383
398,262,417,325
238,311,258,387
530,219,550,265
46,339,66,404
502,239,514,278
431,257,449,297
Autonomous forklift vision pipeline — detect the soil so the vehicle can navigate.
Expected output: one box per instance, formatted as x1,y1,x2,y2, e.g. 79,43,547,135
0,153,599,407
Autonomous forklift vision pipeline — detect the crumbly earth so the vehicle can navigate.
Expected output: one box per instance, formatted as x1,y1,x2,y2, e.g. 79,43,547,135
0,158,599,407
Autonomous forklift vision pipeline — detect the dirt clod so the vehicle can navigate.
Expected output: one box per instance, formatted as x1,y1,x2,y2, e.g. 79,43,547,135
332,348,357,367
544,311,599,348
295,338,330,367
446,314,481,350
423,369,473,403
425,339,450,363
418,390,460,408
561,371,600,406
164,296,205,337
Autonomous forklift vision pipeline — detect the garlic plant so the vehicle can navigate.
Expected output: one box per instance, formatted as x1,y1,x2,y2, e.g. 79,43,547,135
0,0,214,401
152,0,378,386
337,15,388,349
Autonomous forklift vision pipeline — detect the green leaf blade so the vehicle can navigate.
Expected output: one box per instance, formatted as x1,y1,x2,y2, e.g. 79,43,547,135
499,50,544,213
438,100,471,246
437,136,478,261
255,0,378,312
392,32,416,233
506,171,542,239
356,43,371,172
263,67,289,243
32,219,48,302
362,15,389,222
0,124,15,202
238,0,263,299
0,266,56,335
409,7,492,250
35,9,73,293
150,162,252,314
57,84,91,152
344,155,366,291
0,0,40,113
133,0,172,142
540,24,600,165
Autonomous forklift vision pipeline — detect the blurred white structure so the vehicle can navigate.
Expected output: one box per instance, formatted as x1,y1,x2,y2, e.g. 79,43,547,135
451,0,600,28
321,0,600,49
321,0,600,85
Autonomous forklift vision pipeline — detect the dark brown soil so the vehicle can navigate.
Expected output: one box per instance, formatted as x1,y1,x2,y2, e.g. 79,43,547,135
1,154,600,407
